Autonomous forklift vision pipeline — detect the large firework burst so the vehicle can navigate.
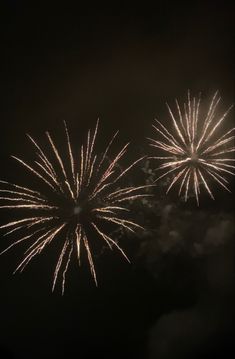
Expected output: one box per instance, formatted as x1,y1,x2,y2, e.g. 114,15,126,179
148,91,234,204
0,120,148,293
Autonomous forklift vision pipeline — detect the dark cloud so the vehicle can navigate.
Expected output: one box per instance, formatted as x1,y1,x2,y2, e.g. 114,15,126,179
135,197,235,358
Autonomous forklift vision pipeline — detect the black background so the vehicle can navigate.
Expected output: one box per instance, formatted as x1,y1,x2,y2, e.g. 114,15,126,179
0,3,234,359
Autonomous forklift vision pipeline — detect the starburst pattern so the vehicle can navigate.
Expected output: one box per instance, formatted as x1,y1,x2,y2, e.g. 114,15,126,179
148,91,234,204
0,120,148,293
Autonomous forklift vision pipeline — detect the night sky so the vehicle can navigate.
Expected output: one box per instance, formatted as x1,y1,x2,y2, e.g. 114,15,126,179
0,4,234,359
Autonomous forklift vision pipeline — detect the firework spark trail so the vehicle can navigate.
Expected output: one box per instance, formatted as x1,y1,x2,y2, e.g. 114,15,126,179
61,241,73,295
3,217,55,236
11,155,57,191
83,232,97,286
91,222,130,262
15,224,67,274
0,204,58,210
149,91,234,204
0,229,45,256
63,121,76,186
75,224,82,266
27,134,57,177
52,239,69,293
0,120,147,293
0,180,45,198
0,189,46,202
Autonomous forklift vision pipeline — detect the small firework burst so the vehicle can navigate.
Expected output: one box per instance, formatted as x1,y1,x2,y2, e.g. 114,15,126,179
148,91,234,204
0,120,148,293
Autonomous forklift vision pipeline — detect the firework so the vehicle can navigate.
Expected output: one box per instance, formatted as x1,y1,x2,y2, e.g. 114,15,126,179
148,91,234,204
0,120,148,293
